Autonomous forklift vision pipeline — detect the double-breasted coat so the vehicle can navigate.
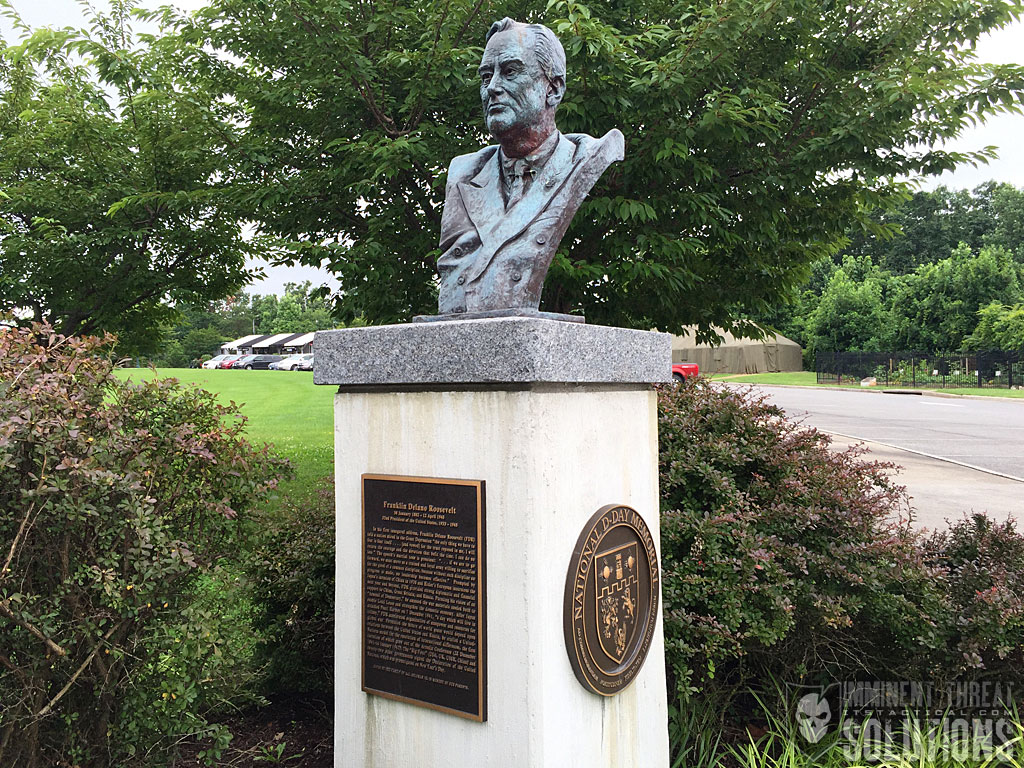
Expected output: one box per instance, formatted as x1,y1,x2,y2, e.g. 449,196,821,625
436,129,624,315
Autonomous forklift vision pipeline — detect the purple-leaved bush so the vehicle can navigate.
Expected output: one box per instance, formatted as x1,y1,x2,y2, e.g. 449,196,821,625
0,324,289,767
660,379,947,701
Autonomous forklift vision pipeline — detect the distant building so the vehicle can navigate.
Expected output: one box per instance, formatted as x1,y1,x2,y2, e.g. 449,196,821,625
220,334,265,354
671,327,803,374
221,332,316,355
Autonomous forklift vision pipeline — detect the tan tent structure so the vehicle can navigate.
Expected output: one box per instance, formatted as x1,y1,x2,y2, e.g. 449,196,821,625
671,327,803,375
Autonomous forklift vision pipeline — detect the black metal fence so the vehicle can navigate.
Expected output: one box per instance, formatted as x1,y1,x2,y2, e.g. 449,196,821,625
816,350,1024,389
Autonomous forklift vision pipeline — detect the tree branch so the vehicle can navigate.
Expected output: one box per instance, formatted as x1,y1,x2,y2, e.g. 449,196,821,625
453,0,486,48
36,620,126,719
0,599,66,658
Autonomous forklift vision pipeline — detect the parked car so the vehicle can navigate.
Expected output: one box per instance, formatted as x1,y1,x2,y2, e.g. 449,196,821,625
202,354,231,369
271,353,313,371
296,354,314,371
235,354,284,370
672,363,699,382
218,355,244,369
230,354,257,369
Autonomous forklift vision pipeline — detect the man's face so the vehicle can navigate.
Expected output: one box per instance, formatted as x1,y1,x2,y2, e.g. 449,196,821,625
478,29,553,141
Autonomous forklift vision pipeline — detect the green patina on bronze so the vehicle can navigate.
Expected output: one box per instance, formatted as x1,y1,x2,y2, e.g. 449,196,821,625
432,18,624,319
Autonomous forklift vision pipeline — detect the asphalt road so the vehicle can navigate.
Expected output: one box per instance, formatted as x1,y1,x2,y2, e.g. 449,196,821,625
731,385,1024,526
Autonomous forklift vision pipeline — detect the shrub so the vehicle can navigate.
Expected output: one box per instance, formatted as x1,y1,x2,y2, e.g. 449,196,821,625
658,379,948,706
0,323,289,767
964,301,1024,351
246,479,335,696
924,514,1024,680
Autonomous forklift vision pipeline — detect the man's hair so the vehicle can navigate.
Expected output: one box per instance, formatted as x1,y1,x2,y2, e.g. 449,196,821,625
486,18,567,84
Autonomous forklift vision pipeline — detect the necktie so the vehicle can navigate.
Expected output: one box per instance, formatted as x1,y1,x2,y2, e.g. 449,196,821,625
506,159,527,210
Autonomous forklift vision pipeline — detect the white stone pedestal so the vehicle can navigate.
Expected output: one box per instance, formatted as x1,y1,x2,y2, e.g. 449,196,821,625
316,319,671,768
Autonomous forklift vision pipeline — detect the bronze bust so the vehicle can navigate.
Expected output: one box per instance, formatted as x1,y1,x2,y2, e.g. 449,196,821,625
432,18,624,320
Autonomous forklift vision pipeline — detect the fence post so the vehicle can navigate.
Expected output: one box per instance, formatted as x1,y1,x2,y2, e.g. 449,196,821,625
912,357,916,388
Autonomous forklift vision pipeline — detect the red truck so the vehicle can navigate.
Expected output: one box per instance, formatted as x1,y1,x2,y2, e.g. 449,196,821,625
671,363,699,382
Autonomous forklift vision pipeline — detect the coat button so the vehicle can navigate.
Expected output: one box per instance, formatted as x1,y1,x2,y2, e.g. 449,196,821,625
452,247,462,257
511,271,522,282
536,235,547,244
457,275,465,285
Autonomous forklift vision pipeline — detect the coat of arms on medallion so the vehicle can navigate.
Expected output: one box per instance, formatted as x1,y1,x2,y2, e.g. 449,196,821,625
595,543,639,663
564,504,660,696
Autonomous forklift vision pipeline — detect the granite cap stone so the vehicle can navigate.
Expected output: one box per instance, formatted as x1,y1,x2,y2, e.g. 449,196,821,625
313,317,672,387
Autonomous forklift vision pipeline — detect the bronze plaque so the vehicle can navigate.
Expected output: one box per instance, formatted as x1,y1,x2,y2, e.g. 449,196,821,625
563,504,659,696
361,474,486,721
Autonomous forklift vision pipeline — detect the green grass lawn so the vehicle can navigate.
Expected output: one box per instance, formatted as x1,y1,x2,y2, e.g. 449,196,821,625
942,387,1024,398
710,371,1024,398
113,368,335,494
710,371,818,385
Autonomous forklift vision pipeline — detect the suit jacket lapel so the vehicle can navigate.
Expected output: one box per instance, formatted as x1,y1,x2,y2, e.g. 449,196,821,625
464,133,577,284
457,151,504,254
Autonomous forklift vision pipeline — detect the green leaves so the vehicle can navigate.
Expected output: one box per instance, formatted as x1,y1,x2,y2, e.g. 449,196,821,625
189,0,1021,332
0,323,290,765
4,0,1022,339
0,5,255,353
658,379,940,705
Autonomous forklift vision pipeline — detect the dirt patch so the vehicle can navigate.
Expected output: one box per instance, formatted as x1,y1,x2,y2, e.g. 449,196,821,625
172,695,332,767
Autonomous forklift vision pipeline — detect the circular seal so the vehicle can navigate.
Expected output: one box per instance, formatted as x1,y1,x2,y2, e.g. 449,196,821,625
563,504,660,696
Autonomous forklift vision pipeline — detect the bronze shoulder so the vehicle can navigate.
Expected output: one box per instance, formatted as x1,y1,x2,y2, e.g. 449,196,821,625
447,145,499,185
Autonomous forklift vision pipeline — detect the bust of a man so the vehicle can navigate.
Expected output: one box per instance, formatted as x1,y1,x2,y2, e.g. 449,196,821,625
434,17,624,318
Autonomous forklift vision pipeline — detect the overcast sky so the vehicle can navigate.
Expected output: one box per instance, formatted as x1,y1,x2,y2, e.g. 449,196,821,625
4,0,1023,295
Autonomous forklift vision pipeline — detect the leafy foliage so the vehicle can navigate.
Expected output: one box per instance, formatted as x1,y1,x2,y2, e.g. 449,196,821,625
0,1,259,353
658,379,945,703
167,0,1024,336
658,379,1024,746
0,322,290,767
924,514,1024,676
751,184,1024,359
246,480,335,696
844,182,1024,275
805,260,890,356
763,228,1024,359
963,301,1024,351
887,244,1022,352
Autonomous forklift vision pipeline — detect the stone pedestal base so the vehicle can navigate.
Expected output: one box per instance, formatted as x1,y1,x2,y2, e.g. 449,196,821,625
318,319,671,768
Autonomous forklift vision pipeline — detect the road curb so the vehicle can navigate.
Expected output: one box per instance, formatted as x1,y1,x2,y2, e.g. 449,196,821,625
719,382,1024,403
823,431,1024,484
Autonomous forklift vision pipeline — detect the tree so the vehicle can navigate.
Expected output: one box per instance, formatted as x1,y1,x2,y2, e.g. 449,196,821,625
270,294,304,333
165,0,1024,338
843,183,1024,274
964,301,1024,350
888,244,1023,351
0,1,260,352
806,261,890,354
182,325,226,361
986,183,1024,261
156,338,189,368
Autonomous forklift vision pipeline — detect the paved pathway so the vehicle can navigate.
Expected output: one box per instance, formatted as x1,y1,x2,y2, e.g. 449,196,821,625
731,385,1024,527
827,434,1021,530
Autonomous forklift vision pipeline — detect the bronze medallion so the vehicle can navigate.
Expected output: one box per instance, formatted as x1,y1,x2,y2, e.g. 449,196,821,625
563,504,660,696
